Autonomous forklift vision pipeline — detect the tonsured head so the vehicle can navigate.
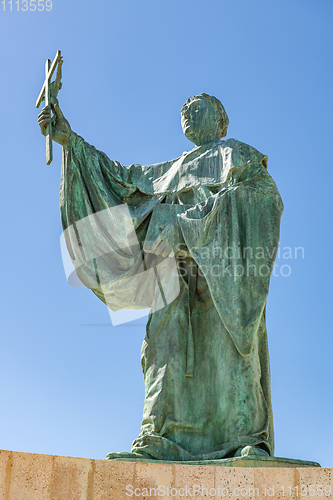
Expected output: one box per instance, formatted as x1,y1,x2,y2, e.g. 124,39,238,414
181,93,229,146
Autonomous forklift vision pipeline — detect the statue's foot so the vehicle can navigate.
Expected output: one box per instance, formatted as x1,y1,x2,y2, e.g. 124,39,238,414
106,451,148,460
234,445,270,458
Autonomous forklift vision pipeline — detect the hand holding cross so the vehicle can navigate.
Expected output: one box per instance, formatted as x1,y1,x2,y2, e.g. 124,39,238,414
36,50,71,164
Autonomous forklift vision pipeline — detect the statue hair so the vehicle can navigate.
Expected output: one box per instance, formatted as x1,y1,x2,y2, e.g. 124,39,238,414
182,93,229,138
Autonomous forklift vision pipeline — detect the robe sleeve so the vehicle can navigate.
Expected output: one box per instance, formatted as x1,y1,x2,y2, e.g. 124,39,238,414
177,161,283,356
60,132,168,311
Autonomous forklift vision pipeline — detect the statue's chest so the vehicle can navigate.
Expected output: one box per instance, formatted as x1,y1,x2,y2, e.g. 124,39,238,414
177,146,224,185
150,144,235,196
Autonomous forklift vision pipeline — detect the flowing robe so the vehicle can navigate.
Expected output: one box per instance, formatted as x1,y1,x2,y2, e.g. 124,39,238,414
61,133,283,460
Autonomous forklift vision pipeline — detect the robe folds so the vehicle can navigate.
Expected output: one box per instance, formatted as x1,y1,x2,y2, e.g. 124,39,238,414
61,132,283,460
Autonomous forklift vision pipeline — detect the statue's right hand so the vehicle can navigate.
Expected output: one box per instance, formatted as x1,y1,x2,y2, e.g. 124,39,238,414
38,105,52,136
38,97,71,147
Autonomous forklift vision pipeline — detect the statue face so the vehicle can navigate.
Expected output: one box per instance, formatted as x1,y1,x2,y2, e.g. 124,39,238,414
181,97,221,146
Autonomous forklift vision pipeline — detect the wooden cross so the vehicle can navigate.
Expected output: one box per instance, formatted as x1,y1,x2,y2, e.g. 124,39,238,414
36,50,62,165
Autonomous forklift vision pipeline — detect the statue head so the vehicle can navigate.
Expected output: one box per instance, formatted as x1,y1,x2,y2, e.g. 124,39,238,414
181,93,229,146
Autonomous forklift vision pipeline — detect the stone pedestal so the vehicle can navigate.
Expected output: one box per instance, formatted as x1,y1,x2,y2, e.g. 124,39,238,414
0,449,331,499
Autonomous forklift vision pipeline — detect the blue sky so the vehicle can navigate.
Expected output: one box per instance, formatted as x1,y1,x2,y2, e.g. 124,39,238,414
0,0,332,467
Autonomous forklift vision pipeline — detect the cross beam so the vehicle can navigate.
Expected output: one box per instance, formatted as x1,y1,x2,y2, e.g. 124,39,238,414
36,50,62,165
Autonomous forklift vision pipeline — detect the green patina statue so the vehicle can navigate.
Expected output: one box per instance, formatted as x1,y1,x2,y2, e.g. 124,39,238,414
38,90,283,462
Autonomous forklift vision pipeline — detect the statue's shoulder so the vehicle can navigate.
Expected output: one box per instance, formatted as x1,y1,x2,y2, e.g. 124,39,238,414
218,138,267,167
218,138,264,156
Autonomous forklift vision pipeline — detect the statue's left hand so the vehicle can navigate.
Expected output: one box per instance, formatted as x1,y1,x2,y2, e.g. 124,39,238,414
144,223,176,258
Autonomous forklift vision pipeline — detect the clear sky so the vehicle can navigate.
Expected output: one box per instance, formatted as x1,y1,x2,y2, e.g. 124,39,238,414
0,0,332,467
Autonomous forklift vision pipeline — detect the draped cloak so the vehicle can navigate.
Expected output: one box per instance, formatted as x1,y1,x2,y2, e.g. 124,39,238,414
61,132,283,461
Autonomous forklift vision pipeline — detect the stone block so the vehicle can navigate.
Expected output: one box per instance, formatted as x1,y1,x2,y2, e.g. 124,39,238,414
134,462,174,500
49,454,92,500
0,450,11,499
0,450,330,500
296,467,333,498
215,467,255,499
174,464,215,499
7,451,53,500
254,467,296,499
93,458,135,500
